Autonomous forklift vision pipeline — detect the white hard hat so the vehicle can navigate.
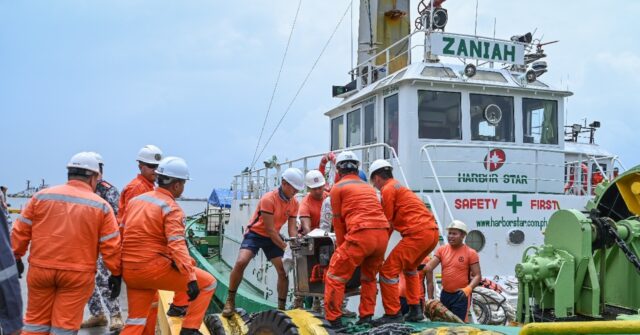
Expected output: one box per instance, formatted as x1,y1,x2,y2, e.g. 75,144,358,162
305,170,326,189
336,150,360,165
137,145,163,165
67,152,101,174
155,156,191,180
447,220,468,234
369,159,392,179
88,152,104,165
282,168,305,191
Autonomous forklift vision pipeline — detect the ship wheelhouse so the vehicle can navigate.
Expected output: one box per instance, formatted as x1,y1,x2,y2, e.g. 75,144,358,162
326,62,576,193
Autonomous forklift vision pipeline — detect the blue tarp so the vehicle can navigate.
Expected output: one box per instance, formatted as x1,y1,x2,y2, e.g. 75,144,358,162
208,188,233,208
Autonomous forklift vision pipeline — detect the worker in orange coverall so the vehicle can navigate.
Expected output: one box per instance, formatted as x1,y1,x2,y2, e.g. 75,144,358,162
369,159,440,324
324,151,390,328
12,152,122,335
120,157,216,335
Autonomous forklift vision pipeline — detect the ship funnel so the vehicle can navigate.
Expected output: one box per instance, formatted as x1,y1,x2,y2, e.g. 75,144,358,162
357,0,411,79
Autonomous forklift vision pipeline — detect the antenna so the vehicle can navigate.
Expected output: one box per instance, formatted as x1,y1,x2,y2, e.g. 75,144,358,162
350,0,354,80
491,17,496,68
474,0,479,36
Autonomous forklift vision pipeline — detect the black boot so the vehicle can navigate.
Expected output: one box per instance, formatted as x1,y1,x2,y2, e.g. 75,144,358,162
372,312,404,326
328,318,344,329
406,304,424,322
167,304,188,317
356,315,373,325
179,328,203,335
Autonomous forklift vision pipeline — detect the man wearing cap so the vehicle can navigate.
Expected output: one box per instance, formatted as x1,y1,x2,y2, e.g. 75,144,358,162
421,220,481,322
222,168,304,316
369,159,439,324
12,152,121,335
81,153,125,331
120,157,216,335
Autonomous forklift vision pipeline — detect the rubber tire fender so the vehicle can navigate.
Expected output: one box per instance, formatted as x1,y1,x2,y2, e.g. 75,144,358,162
247,309,299,335
204,308,250,335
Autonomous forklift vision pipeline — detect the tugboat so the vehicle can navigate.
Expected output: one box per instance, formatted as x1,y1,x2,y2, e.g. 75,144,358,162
178,0,636,333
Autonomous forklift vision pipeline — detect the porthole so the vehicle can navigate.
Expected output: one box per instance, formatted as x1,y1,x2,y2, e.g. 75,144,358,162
508,229,525,245
466,230,486,252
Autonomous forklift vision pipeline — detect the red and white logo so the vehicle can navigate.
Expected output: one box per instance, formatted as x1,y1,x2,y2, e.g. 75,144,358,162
484,149,506,172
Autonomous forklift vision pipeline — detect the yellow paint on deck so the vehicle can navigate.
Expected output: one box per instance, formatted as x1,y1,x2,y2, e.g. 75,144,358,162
218,312,249,335
285,309,330,335
416,326,505,335
157,290,211,335
519,320,640,335
8,208,20,214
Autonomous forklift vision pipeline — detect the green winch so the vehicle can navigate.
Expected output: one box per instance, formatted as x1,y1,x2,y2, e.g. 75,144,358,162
516,167,640,322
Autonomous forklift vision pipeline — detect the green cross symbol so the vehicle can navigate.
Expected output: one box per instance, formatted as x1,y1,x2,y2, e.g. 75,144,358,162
507,194,522,214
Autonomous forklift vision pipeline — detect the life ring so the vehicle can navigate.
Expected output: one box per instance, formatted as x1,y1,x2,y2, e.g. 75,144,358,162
564,163,588,195
319,152,338,191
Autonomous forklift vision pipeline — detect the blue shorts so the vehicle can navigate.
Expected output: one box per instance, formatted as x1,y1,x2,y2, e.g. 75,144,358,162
240,231,285,260
440,290,470,321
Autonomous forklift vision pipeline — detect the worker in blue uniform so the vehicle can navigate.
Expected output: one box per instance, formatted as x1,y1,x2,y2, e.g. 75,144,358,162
0,209,23,334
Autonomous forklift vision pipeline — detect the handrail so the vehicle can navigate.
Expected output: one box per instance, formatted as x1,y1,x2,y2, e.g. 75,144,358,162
232,143,409,200
353,29,426,88
420,146,455,224
418,142,621,196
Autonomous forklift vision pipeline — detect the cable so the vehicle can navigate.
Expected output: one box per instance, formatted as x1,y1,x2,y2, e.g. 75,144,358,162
249,0,302,170
252,1,352,166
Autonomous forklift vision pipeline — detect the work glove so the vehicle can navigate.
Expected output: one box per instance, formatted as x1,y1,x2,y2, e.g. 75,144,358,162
187,280,200,301
15,258,24,278
108,275,122,299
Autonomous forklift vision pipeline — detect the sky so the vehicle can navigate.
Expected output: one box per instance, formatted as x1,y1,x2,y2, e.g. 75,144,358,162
1,0,639,197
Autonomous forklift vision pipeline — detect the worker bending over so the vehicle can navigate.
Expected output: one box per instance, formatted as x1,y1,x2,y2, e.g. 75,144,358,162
120,157,216,335
422,220,481,322
223,168,304,316
12,152,122,335
369,159,439,324
325,151,390,328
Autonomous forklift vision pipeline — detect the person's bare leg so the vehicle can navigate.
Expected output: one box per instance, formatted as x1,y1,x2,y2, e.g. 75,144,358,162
223,249,255,317
270,257,288,309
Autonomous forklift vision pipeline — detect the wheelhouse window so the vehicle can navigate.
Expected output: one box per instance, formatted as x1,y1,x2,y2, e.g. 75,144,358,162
363,103,375,144
470,94,514,142
331,115,344,150
347,109,361,147
384,94,399,156
418,90,461,139
523,98,558,144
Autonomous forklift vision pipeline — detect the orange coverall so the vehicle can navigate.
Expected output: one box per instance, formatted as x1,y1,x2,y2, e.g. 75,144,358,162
119,173,165,332
324,174,390,322
11,180,121,334
120,188,216,334
378,178,439,315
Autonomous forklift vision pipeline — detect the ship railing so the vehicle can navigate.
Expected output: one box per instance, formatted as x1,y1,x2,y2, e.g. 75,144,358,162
419,143,623,218
232,143,409,201
351,28,528,90
352,29,426,90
